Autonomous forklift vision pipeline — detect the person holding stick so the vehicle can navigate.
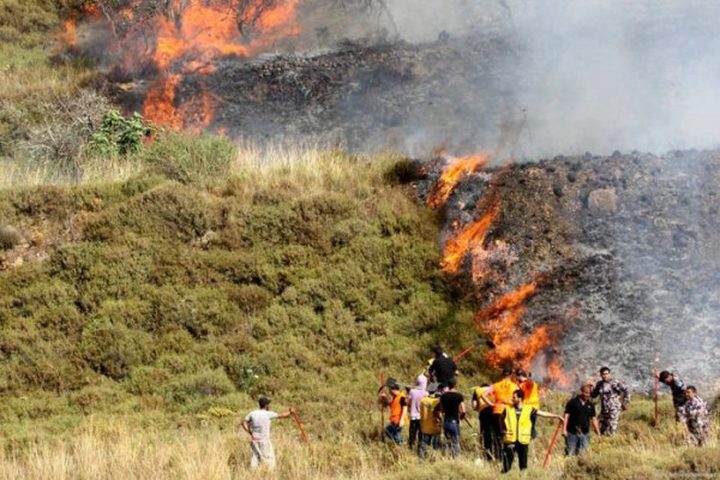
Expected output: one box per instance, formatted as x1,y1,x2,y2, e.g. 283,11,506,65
242,397,295,471
657,370,688,421
472,382,496,460
418,382,443,458
435,378,465,457
500,389,563,473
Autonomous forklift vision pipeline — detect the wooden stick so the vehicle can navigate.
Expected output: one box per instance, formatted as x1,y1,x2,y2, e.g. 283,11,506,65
542,419,563,468
653,368,659,428
453,344,476,362
291,407,310,445
379,373,386,441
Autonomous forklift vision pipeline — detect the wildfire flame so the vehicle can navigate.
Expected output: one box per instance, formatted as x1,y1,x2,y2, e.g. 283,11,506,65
428,155,571,386
61,19,78,47
61,0,301,130
427,153,489,207
474,280,560,371
440,203,499,274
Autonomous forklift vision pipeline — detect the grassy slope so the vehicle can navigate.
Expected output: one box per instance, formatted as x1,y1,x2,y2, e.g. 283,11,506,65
1,2,719,479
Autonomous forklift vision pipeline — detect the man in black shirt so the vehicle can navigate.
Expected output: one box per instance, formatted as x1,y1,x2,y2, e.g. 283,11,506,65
563,384,600,455
428,346,458,387
435,378,465,457
658,370,688,421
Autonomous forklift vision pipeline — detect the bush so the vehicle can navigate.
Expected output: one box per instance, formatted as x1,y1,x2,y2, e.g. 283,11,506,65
88,110,154,157
139,132,236,184
675,447,720,474
79,320,154,380
0,225,22,250
160,369,235,405
84,184,215,243
14,90,111,173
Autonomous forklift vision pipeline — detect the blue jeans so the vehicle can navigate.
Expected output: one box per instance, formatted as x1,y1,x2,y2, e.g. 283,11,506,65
565,432,590,455
418,433,441,458
443,419,461,457
385,423,403,444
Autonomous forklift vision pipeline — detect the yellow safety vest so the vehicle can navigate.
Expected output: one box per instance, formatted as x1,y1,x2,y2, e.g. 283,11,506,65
419,397,441,435
474,386,494,411
503,405,534,445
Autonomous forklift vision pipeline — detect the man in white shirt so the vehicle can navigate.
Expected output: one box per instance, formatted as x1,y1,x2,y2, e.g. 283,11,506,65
242,396,294,470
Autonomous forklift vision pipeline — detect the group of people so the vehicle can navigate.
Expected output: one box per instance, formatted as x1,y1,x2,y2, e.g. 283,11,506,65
658,370,712,446
376,347,714,473
239,347,713,473
378,348,570,473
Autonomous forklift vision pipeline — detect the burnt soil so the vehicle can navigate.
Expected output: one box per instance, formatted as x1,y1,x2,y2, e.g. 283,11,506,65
418,150,720,388
116,33,520,151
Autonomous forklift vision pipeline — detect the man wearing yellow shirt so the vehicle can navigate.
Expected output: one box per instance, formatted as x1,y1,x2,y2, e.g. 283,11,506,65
480,366,520,460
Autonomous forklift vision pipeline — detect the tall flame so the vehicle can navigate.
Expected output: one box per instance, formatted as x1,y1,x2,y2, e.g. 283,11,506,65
441,203,499,274
427,153,489,207
474,281,556,368
62,0,301,130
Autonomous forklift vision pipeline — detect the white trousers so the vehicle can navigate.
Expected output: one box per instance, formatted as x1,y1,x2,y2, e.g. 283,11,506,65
250,441,276,470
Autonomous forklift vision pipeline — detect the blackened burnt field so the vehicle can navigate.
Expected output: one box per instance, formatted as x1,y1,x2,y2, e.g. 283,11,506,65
418,149,720,388
117,33,519,151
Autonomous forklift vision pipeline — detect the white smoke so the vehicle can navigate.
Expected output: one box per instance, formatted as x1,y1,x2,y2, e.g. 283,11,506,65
367,0,720,157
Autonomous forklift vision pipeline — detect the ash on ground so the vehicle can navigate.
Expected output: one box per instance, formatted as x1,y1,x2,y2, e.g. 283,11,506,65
418,150,720,390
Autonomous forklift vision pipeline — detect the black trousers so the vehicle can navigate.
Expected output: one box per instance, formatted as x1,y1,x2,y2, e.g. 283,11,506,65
502,441,529,473
492,413,505,461
479,407,495,459
408,419,421,448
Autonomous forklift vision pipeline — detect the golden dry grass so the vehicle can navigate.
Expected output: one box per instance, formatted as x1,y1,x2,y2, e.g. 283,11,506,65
0,397,715,480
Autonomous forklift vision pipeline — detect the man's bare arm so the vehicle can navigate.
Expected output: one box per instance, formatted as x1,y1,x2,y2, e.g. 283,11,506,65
536,410,563,421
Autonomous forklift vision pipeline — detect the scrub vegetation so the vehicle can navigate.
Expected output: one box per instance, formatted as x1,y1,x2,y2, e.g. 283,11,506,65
0,2,718,479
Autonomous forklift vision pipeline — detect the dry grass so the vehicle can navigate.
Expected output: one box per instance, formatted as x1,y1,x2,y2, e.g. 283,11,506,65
0,138,404,192
0,398,714,480
0,418,563,480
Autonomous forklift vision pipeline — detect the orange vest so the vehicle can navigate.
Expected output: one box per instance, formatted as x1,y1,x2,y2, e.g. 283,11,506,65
492,378,520,414
520,380,540,409
389,392,406,424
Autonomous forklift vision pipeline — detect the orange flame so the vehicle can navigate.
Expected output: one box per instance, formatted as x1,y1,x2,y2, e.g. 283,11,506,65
547,357,573,388
143,74,183,130
141,0,299,129
474,281,554,369
441,203,499,274
56,18,78,49
62,0,300,130
427,153,489,207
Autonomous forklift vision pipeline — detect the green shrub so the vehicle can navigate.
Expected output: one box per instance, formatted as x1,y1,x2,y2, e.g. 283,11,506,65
79,320,154,380
675,447,720,474
160,368,235,405
84,184,215,243
88,110,153,157
564,450,668,480
0,224,22,249
138,132,236,184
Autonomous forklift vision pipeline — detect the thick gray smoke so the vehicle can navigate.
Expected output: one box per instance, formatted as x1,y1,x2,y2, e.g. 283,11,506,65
356,0,720,157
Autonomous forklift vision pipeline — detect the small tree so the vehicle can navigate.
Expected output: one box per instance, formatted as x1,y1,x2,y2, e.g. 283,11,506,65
88,110,154,157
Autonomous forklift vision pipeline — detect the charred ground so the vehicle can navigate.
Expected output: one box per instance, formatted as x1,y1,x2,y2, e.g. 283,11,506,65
418,150,720,388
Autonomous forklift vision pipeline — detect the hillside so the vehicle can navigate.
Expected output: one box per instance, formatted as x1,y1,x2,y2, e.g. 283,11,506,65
1,1,719,479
